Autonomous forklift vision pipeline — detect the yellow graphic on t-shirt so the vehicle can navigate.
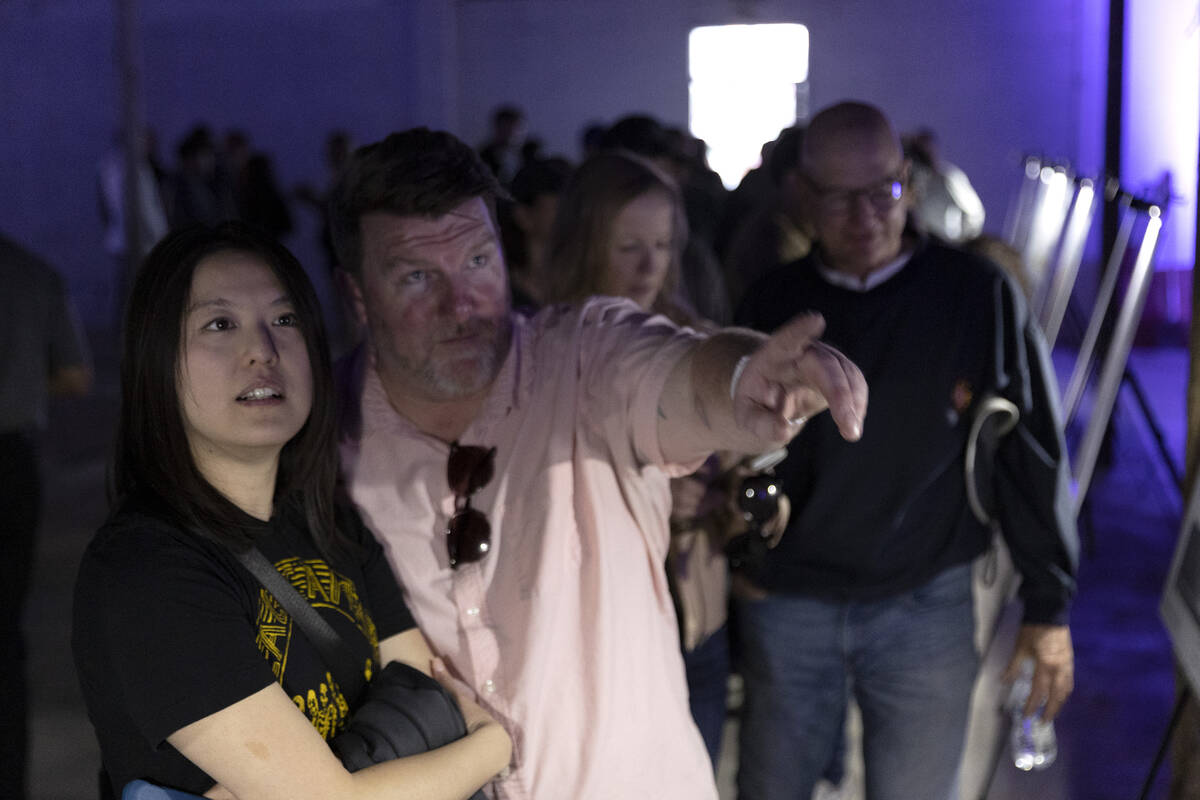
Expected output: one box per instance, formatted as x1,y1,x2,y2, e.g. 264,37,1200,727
255,592,292,672
290,670,355,739
253,557,380,739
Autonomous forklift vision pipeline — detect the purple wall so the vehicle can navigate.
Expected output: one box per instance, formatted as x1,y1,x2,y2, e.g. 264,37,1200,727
2,0,1151,332
2,5,117,320
455,0,1108,246
1,0,457,329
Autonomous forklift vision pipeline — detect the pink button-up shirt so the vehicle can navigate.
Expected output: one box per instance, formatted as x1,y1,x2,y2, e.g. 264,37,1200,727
341,298,717,800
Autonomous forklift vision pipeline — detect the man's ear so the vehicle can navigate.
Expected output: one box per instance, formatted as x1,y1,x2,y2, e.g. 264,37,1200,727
337,267,369,329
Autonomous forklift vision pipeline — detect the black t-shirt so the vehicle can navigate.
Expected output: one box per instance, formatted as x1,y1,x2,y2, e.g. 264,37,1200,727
72,498,416,796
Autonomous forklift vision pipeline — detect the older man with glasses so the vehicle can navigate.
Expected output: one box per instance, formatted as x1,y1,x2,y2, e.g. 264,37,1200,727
329,127,868,800
734,101,1079,799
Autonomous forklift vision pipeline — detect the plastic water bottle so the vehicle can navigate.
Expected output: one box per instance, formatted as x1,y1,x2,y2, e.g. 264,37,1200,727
1006,659,1057,771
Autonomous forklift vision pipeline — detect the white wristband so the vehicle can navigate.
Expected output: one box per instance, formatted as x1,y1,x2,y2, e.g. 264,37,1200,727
729,354,752,401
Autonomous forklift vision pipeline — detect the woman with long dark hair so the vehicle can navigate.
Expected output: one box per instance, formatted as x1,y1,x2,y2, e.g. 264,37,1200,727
72,222,510,799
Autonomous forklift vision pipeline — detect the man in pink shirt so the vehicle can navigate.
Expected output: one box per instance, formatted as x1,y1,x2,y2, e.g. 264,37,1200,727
329,128,867,799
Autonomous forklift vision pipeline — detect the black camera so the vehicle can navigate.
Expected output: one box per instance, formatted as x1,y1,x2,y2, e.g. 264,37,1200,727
725,470,784,572
738,472,782,526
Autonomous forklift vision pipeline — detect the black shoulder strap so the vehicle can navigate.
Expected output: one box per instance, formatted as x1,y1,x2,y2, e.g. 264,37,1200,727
235,546,363,685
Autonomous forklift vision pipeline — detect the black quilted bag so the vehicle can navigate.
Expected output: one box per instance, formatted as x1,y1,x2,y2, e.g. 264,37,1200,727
331,661,466,763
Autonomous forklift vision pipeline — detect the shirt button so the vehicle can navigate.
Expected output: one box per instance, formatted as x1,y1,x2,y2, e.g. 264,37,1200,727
466,606,480,616
484,679,496,693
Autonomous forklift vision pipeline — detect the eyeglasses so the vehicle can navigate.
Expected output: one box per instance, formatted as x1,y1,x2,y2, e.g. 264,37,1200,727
805,174,906,217
446,441,496,569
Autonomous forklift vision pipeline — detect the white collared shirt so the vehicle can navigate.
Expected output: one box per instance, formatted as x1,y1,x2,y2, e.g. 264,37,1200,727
817,249,913,291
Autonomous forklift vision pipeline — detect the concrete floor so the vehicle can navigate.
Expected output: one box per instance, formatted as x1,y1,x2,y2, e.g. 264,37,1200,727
21,338,1188,800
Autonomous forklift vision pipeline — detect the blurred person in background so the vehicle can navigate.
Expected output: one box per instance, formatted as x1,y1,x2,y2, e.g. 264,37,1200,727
544,149,788,768
735,101,1076,800
168,124,237,230
479,104,527,188
498,156,572,312
722,125,812,310
903,127,985,244
1,232,92,800
601,113,731,325
97,128,170,326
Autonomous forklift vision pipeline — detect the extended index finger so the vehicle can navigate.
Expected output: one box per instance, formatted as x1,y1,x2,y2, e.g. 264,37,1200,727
816,346,868,441
776,339,867,441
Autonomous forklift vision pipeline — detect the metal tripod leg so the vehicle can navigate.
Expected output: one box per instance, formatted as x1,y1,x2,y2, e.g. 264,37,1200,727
1073,206,1164,513
1064,195,1136,427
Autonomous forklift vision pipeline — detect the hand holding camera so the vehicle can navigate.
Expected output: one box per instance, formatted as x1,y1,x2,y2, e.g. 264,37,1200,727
725,448,790,573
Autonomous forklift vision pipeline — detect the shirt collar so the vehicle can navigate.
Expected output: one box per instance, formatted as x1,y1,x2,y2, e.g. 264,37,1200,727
816,248,912,292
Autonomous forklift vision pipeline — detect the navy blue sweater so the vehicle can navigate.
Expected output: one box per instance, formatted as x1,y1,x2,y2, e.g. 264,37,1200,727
736,239,1078,625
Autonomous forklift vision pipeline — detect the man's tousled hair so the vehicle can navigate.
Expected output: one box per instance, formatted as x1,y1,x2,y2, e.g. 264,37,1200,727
328,127,508,276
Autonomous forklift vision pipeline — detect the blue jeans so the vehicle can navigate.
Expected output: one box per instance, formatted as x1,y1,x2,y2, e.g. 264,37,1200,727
684,622,731,768
734,563,978,800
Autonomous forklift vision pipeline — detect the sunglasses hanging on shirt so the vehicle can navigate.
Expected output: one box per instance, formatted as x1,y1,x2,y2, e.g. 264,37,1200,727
446,442,496,569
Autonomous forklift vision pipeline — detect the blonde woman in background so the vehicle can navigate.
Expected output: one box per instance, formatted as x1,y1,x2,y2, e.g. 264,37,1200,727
546,151,786,767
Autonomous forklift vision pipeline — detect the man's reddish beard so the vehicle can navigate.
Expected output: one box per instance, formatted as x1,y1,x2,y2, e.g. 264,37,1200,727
410,313,513,400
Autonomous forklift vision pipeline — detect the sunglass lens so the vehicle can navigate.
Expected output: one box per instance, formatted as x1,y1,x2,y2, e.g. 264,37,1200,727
447,507,491,568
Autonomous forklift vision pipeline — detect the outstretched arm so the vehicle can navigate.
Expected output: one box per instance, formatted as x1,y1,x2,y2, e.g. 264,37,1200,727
657,313,866,464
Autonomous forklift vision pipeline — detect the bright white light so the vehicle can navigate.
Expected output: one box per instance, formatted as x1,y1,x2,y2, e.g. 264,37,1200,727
689,24,809,189
1024,168,1074,287
1067,181,1096,235
1123,0,1197,271
1034,170,1071,240
689,24,809,83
